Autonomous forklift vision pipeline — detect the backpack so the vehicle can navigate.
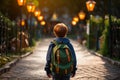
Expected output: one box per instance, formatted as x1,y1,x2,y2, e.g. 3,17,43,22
50,40,74,75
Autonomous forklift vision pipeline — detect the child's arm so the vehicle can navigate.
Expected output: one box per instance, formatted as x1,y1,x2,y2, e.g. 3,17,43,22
45,43,54,77
68,43,77,68
68,43,77,77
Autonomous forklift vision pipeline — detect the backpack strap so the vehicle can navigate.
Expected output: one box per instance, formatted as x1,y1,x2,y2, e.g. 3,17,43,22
65,48,71,62
52,40,71,62
52,40,58,45
52,40,59,54
51,40,60,73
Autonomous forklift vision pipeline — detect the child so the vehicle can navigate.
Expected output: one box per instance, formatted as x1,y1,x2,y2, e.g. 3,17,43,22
45,23,77,80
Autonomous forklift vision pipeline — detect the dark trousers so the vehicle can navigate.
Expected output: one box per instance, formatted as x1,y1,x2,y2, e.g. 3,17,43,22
52,74,70,80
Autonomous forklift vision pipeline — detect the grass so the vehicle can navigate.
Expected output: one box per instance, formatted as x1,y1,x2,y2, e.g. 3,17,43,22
112,57,120,62
0,47,34,68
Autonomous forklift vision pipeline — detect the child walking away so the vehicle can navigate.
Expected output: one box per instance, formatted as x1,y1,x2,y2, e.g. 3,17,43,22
45,23,77,80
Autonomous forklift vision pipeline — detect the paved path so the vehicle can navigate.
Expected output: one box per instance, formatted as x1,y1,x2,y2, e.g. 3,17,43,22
0,38,120,80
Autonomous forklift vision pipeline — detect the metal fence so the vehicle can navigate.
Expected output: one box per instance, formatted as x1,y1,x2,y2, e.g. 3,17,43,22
111,21,120,58
0,15,18,57
0,16,9,56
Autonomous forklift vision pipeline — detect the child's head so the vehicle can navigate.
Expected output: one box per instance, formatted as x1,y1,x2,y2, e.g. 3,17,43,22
53,23,68,37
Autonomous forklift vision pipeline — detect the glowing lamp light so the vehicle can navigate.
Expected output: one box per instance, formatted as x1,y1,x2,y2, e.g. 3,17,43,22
72,20,77,26
78,11,86,20
17,0,26,6
27,2,36,13
21,19,25,26
34,9,41,17
86,0,96,12
38,15,44,21
40,21,46,26
73,16,79,22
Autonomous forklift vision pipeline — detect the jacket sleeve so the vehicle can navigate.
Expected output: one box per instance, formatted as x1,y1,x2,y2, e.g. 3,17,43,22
68,43,77,71
44,43,54,73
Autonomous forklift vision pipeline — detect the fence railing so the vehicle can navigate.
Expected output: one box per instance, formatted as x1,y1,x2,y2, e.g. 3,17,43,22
111,21,120,58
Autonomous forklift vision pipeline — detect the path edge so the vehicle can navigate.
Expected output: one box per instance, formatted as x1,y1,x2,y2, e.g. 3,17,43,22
90,50,120,68
0,51,33,75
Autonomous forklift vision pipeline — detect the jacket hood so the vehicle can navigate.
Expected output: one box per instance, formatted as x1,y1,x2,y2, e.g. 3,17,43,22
55,37,70,44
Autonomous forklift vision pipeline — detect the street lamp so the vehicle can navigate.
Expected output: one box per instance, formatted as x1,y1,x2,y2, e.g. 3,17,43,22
78,11,86,21
86,0,96,49
73,16,79,23
78,11,86,44
27,2,36,46
86,0,96,12
34,9,41,17
17,0,26,51
21,19,25,27
27,2,36,13
72,20,77,26
38,15,44,21
40,21,46,26
71,16,79,37
17,0,26,6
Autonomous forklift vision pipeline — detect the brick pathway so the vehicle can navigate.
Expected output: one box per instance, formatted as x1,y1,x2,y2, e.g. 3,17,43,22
0,38,120,80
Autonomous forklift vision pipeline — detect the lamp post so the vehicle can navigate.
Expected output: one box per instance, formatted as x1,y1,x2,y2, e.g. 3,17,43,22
95,16,100,51
73,16,79,23
27,2,35,13
21,19,25,32
72,16,79,28
78,11,86,44
72,20,77,26
17,0,26,52
34,9,42,39
86,0,96,12
108,0,112,57
78,11,86,21
27,2,35,46
17,0,26,6
86,0,96,49
38,15,44,21
21,19,25,27
34,9,41,17
40,21,46,26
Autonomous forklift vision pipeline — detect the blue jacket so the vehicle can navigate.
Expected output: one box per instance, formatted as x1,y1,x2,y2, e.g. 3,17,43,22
45,37,77,74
